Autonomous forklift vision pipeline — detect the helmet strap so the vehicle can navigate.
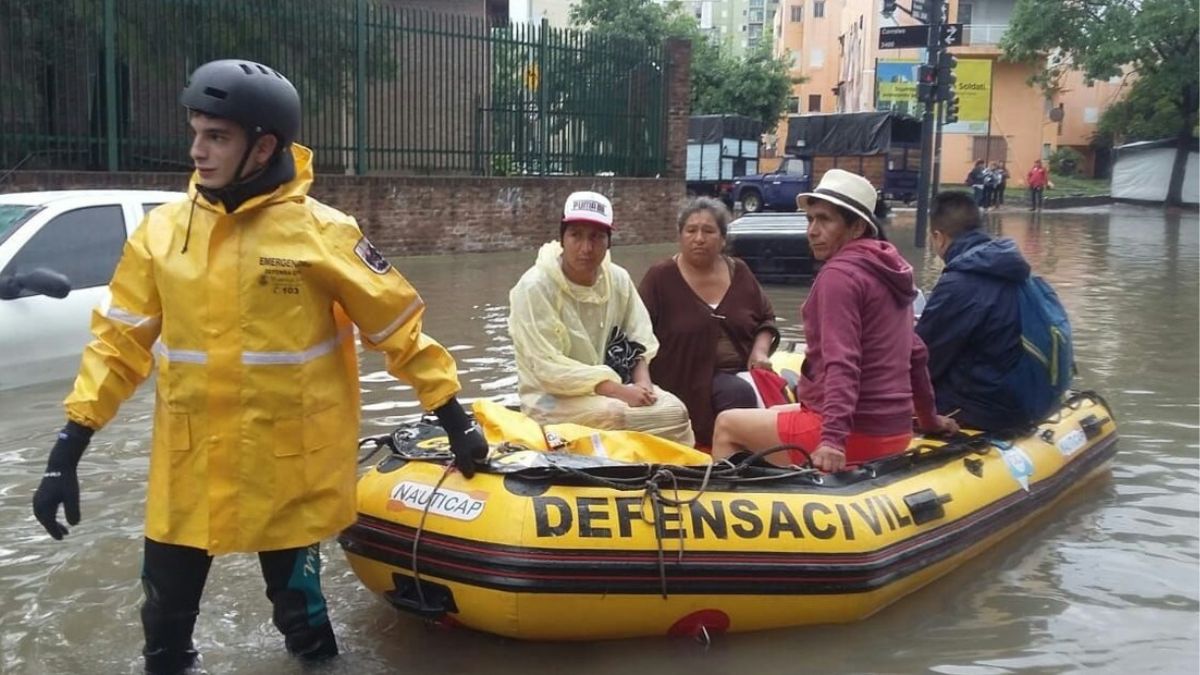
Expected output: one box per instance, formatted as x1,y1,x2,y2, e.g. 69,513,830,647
231,128,265,184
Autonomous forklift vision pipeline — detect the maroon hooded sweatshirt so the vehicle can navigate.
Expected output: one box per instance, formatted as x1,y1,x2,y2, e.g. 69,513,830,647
798,237,939,451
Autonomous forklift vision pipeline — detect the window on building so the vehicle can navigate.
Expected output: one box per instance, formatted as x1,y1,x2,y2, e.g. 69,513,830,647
958,3,972,24
972,136,1009,162
791,4,803,21
788,96,801,113
814,0,825,18
810,48,824,67
749,8,764,22
1084,107,1099,123
808,94,822,111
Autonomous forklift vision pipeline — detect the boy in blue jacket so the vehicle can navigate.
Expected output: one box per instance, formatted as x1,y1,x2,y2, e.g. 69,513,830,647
917,191,1036,431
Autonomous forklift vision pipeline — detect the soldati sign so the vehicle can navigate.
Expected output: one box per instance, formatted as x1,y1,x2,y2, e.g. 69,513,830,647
387,481,488,521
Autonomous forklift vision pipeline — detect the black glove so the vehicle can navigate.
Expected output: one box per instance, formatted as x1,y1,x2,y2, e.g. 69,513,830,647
32,421,94,540
433,398,488,478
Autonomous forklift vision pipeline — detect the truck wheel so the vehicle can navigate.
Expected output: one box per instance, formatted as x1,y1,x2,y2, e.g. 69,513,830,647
741,190,763,213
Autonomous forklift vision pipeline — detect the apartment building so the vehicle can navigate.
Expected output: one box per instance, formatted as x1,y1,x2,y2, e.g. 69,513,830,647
773,0,842,115
773,0,1123,180
683,0,781,55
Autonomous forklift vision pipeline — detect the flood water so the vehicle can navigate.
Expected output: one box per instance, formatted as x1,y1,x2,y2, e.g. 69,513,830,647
1,204,1196,674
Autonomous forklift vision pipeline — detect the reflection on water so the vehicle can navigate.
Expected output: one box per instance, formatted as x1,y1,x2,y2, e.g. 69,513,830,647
0,205,1196,673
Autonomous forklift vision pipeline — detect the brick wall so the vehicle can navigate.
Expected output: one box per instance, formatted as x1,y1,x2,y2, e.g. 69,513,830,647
0,172,684,255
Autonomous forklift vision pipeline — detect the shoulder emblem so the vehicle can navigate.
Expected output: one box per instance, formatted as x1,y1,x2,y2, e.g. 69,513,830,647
354,236,392,274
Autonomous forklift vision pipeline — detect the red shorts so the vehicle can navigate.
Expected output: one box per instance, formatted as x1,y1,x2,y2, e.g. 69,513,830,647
776,408,911,465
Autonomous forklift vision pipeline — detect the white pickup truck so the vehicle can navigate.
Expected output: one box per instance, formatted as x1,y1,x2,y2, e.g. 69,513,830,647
0,189,184,390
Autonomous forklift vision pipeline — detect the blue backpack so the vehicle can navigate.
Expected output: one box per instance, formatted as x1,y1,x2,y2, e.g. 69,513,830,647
1003,276,1074,423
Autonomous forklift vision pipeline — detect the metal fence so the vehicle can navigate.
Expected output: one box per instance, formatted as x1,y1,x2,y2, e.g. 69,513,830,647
0,0,669,177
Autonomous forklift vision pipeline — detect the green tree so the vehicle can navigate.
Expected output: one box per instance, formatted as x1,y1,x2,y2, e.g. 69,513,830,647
487,20,669,176
691,38,796,131
1002,0,1199,205
570,0,795,131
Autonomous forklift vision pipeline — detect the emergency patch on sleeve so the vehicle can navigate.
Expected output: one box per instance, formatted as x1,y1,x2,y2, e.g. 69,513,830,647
354,236,392,274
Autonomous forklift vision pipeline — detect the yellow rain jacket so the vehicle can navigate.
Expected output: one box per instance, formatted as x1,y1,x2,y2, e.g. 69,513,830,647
507,242,694,445
65,145,460,554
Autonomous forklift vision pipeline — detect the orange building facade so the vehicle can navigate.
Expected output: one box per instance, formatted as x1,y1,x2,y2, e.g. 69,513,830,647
770,0,1127,185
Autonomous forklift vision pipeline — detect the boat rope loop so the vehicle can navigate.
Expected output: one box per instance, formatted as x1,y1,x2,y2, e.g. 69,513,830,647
410,462,455,617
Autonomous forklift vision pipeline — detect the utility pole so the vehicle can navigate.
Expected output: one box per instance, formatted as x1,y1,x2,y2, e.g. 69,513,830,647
880,1,960,247
932,100,944,198
913,6,943,248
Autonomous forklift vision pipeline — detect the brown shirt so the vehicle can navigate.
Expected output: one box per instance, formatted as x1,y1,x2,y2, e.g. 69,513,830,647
639,256,778,446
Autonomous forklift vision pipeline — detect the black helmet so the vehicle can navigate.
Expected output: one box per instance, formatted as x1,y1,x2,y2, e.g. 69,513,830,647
180,59,301,149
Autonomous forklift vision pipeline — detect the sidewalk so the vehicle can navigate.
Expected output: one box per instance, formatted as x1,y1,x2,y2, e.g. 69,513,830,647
887,194,1112,212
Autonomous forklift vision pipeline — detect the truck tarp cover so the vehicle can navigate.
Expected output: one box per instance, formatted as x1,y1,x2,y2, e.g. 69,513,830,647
786,112,920,156
689,115,762,143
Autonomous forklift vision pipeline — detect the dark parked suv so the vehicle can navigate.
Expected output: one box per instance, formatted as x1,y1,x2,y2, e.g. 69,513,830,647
726,212,814,284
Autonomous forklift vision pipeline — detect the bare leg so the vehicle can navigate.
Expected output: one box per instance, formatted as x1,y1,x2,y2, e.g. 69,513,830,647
711,408,791,465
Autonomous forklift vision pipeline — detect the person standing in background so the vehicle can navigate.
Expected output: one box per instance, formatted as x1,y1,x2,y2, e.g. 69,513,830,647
1027,159,1050,211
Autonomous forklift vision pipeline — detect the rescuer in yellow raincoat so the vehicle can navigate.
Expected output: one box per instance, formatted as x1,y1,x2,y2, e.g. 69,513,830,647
30,60,488,673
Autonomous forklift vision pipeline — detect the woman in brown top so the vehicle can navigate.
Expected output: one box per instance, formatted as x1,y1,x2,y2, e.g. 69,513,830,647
639,197,780,448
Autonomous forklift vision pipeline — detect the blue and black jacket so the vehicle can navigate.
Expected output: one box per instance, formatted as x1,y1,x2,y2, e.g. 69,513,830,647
916,229,1032,431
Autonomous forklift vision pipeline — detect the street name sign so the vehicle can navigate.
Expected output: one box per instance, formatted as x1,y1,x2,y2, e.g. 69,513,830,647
911,0,929,22
879,25,930,49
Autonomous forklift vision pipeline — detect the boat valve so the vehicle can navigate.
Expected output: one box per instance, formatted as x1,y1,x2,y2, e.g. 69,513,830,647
1079,414,1110,440
904,488,953,525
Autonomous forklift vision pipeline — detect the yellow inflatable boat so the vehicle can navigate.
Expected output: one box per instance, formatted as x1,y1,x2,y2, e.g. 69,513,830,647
339,391,1117,641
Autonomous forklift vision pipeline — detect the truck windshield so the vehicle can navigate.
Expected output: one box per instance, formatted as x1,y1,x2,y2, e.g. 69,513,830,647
0,204,41,247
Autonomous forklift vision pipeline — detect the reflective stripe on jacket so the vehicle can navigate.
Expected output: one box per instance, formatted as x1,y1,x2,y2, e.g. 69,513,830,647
65,144,460,554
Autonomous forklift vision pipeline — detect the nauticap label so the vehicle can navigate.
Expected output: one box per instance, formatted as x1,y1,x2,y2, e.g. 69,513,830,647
387,481,488,521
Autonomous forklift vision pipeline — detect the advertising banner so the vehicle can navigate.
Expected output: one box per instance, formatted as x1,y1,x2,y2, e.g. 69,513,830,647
875,58,993,134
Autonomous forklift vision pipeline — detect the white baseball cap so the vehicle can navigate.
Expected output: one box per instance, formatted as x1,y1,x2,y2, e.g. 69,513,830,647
562,191,614,230
796,169,879,236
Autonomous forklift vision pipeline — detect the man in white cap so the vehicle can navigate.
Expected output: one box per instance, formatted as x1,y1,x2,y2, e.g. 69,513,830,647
712,170,956,471
507,191,695,445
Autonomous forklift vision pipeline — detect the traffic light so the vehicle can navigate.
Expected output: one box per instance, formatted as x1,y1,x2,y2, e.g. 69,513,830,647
944,96,961,124
882,0,897,16
917,64,937,103
936,53,958,102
